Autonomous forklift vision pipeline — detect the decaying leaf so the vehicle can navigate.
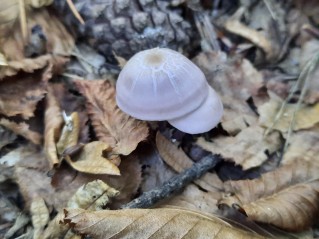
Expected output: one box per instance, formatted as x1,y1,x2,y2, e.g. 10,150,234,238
65,141,120,175
67,180,119,210
0,68,50,119
0,54,51,78
30,197,50,239
259,94,319,133
0,118,41,145
194,52,264,134
44,85,64,168
164,184,221,214
0,126,16,149
156,132,223,193
74,79,148,155
219,160,319,231
197,126,281,170
282,130,319,165
63,208,268,239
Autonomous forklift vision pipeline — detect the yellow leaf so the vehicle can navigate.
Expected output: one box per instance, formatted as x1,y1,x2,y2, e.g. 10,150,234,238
30,197,50,239
66,141,120,175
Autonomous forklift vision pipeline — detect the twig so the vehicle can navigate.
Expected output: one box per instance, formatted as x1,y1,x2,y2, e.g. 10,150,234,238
121,154,222,209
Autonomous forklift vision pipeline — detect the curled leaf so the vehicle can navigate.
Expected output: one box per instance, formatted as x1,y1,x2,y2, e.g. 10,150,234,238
219,161,319,231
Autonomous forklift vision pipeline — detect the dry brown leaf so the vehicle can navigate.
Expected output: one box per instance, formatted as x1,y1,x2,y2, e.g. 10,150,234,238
44,85,64,168
259,94,319,133
194,52,264,134
164,184,221,215
219,160,319,231
74,79,148,155
282,130,319,165
156,132,223,192
63,208,268,239
0,118,41,144
107,155,142,208
0,8,73,78
65,141,120,175
67,180,119,210
30,197,50,239
1,8,74,58
197,126,281,170
0,68,50,119
0,55,52,78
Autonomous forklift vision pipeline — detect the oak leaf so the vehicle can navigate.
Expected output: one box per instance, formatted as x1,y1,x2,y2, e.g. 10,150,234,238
219,161,319,231
63,208,268,239
74,79,148,155
197,126,281,170
65,141,120,175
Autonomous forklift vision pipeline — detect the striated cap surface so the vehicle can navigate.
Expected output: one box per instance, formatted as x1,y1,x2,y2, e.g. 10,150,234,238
168,86,223,134
116,48,209,120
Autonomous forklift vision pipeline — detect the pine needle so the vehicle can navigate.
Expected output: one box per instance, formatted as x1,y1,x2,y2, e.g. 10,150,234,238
66,0,84,25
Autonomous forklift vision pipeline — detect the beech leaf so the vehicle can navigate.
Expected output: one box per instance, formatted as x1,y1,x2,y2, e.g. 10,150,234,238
74,79,148,155
63,208,268,239
219,160,319,231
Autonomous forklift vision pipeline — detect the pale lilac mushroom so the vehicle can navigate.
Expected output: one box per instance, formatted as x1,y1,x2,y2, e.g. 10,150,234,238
115,47,223,134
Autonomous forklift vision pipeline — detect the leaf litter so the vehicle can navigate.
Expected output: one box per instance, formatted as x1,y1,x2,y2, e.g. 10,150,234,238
1,1,319,239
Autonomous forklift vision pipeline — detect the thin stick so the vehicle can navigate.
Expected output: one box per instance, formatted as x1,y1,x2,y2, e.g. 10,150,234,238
121,154,222,209
66,0,85,25
18,0,28,42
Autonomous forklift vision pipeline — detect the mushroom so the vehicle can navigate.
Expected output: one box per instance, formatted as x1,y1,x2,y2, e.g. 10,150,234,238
116,47,223,134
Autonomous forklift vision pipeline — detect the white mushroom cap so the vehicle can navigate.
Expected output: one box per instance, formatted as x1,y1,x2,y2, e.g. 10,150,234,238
168,86,223,134
116,48,209,121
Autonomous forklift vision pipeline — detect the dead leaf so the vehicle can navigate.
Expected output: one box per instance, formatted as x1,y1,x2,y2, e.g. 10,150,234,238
0,126,16,149
30,197,50,239
197,126,281,170
44,85,64,168
0,68,50,119
164,184,221,214
50,83,89,144
67,180,119,210
65,141,120,175
74,79,148,155
282,130,319,165
194,52,264,134
156,132,223,192
0,118,41,144
63,208,268,239
107,155,142,208
0,55,51,78
219,160,319,231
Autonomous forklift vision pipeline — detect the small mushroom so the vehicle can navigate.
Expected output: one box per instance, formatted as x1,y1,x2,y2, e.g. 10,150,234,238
116,47,223,134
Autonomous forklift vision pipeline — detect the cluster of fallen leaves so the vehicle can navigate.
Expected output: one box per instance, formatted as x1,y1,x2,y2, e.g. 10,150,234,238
1,1,319,239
